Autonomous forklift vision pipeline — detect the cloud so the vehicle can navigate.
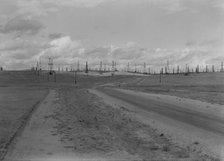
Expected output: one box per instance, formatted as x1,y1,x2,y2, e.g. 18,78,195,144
0,35,223,70
48,33,62,40
42,0,114,8
38,36,82,60
1,16,44,35
161,0,187,14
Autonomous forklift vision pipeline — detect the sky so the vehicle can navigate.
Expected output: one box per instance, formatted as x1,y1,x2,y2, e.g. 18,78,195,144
0,0,223,71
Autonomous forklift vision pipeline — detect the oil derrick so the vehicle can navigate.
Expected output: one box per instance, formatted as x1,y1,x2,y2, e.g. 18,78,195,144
212,65,215,72
221,62,224,72
148,67,151,74
177,65,180,74
127,62,130,72
160,68,164,74
36,61,39,71
111,61,115,71
99,61,103,72
38,57,42,71
104,63,106,71
47,57,56,82
114,61,117,71
196,65,199,73
206,65,209,73
111,61,115,76
36,61,41,76
85,61,88,73
166,60,169,74
48,58,53,73
143,62,147,74
77,60,80,71
165,67,168,74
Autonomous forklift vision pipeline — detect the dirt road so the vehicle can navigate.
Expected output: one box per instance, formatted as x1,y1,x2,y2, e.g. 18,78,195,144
92,87,224,160
3,90,79,161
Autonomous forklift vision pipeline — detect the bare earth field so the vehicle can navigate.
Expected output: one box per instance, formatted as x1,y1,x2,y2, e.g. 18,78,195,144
0,71,223,161
0,87,48,160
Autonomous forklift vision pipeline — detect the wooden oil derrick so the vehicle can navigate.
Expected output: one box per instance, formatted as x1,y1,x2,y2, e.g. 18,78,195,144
165,67,168,74
77,60,80,71
111,61,115,76
212,65,215,73
166,60,169,74
221,62,224,72
196,65,199,73
127,62,130,72
148,67,151,74
177,65,180,74
48,58,53,71
100,61,102,72
114,61,117,71
185,64,188,73
85,61,88,73
104,63,106,71
47,58,56,82
160,68,164,74
143,62,147,74
206,65,209,73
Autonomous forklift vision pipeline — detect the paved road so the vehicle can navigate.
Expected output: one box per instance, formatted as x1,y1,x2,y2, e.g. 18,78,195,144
97,87,224,136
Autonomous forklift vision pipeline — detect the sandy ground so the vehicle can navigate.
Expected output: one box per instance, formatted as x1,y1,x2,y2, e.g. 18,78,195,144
3,90,74,161
4,87,215,161
1,71,223,161
90,87,224,160
0,87,48,160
